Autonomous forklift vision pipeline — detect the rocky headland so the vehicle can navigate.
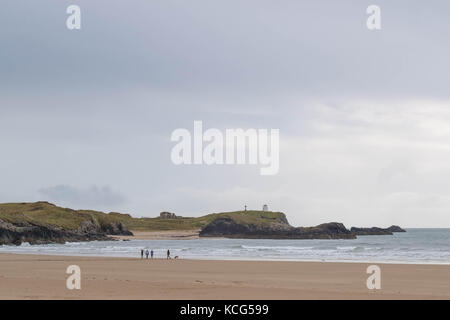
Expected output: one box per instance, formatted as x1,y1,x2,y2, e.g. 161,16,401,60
199,217,356,239
199,212,406,240
0,202,132,245
0,202,406,244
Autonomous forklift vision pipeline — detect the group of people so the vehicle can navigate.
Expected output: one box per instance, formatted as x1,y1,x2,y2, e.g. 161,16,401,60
140,249,171,259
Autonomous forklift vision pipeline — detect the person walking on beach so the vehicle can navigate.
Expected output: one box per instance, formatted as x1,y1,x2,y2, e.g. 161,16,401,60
145,249,149,259
167,249,170,259
140,249,144,259
150,250,154,259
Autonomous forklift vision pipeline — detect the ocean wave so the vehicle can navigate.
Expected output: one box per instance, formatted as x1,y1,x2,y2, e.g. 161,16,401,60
241,245,315,251
1,229,450,264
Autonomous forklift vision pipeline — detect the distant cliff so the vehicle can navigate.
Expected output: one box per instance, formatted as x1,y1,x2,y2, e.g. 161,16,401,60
0,202,132,245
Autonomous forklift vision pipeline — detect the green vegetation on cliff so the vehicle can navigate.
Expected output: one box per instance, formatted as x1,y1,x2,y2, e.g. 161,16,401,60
108,210,288,231
0,202,287,232
0,202,129,231
0,202,134,245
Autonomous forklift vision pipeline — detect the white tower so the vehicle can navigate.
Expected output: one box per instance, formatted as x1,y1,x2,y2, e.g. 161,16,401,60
262,204,268,212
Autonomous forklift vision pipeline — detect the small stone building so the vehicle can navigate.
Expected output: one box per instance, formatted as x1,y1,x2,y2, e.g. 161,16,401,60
159,212,177,219
262,204,268,212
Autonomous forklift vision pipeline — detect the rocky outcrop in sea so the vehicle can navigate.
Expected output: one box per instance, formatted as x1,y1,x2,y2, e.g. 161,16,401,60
199,214,406,240
199,216,356,239
350,225,406,236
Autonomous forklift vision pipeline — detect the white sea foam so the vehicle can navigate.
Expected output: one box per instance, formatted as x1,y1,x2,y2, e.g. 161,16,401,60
1,229,450,264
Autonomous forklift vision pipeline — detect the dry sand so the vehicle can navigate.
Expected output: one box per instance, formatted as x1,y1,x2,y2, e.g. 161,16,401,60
0,253,449,299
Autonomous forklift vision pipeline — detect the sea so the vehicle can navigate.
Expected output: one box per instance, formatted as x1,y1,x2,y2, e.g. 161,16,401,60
1,229,449,264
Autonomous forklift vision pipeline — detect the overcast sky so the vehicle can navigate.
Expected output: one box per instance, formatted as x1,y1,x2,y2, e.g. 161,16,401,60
1,1,450,227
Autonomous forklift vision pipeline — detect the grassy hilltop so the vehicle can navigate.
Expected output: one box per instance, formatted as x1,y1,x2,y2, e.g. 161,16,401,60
0,202,288,232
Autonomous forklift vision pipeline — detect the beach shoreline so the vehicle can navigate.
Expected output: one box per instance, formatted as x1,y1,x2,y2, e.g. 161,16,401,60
0,253,449,300
1,229,449,265
5,249,450,266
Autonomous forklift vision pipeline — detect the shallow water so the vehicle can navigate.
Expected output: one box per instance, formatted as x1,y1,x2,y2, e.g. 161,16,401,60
1,229,450,264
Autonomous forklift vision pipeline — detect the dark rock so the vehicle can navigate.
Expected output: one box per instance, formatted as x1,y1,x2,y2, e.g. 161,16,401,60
99,221,133,236
0,218,133,246
200,217,355,239
350,225,406,235
386,225,406,233
350,227,393,236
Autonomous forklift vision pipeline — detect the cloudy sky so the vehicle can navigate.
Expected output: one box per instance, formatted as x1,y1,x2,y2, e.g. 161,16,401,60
1,0,450,227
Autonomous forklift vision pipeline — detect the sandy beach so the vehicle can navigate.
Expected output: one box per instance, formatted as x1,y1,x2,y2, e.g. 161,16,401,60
0,253,449,300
